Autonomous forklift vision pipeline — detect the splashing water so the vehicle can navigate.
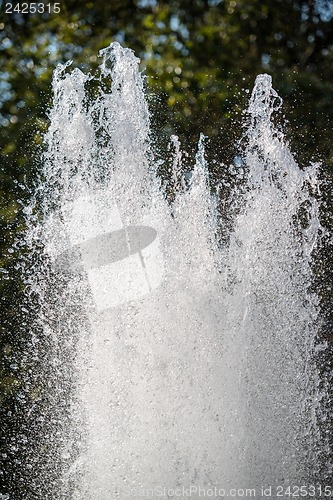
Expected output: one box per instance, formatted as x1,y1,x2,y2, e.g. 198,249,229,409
21,43,330,499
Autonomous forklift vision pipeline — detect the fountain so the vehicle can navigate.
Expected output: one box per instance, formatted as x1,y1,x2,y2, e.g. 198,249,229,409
18,42,330,499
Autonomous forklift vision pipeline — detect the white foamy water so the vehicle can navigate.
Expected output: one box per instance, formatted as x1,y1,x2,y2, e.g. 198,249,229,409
23,43,329,499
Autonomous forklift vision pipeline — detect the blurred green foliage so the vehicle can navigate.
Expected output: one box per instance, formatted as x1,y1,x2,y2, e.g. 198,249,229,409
0,0,333,493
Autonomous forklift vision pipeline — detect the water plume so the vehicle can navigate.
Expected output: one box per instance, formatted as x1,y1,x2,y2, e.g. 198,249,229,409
19,43,329,499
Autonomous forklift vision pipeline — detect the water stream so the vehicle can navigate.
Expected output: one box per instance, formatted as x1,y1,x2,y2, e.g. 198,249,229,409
23,43,329,499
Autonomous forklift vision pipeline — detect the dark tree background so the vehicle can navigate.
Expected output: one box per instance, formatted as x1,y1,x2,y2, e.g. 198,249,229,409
1,0,333,496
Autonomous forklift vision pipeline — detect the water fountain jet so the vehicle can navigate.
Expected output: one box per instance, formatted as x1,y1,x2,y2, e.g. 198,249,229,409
20,43,329,499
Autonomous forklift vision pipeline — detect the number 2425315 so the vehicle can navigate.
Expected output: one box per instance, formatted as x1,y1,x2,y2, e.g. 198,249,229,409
5,3,60,14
